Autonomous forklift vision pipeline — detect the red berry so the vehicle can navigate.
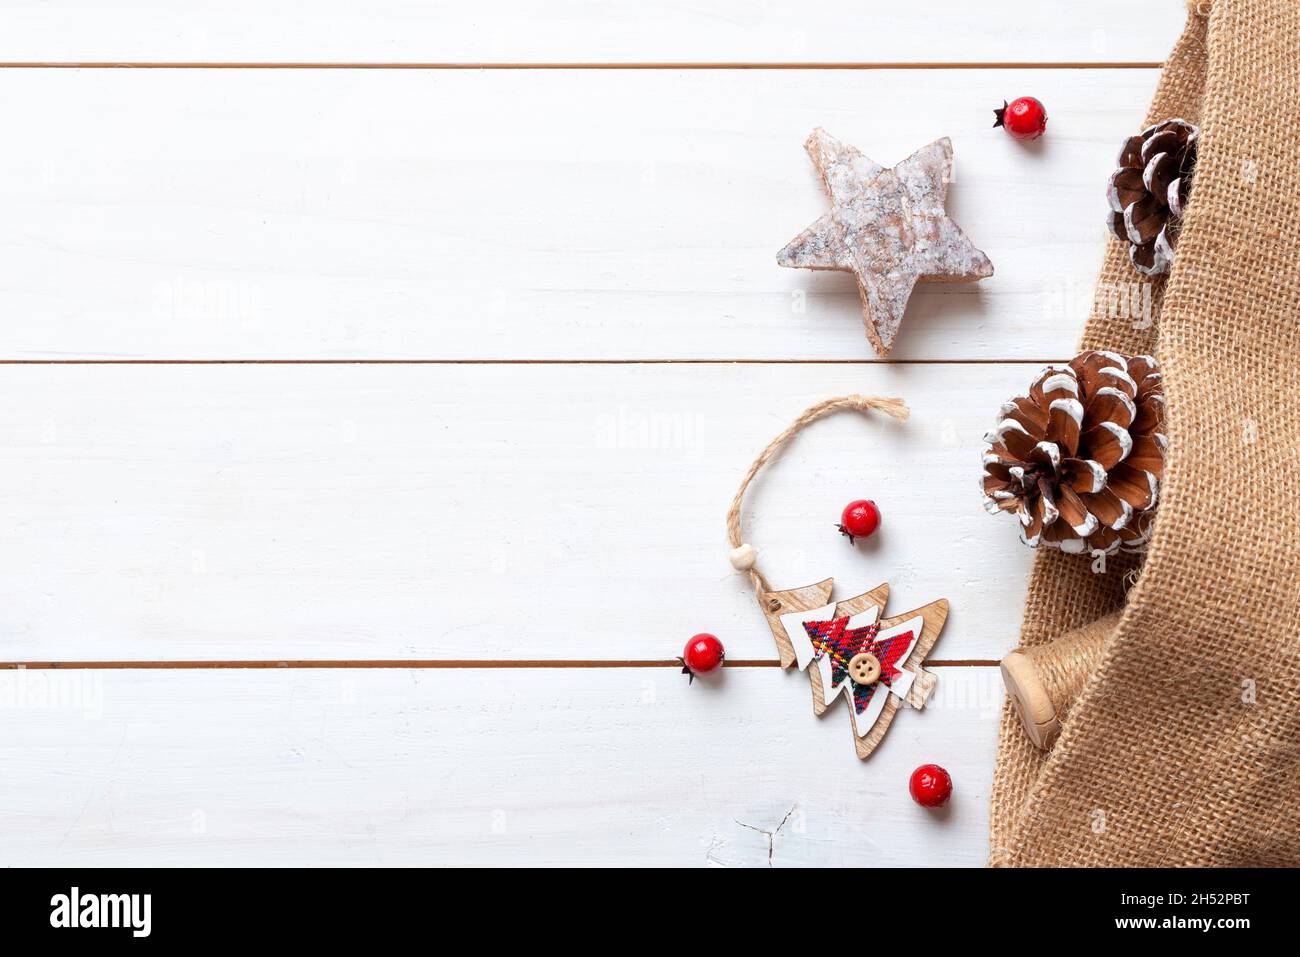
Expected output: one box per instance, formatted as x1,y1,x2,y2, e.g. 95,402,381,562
993,97,1047,141
909,764,953,808
837,499,880,544
679,633,725,682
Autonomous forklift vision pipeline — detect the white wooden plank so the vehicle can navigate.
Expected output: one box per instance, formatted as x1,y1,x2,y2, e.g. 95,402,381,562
0,666,1001,866
0,67,1158,360
0,1,1186,64
0,362,1036,661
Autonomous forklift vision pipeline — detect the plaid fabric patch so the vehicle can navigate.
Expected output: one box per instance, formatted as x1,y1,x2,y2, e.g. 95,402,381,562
802,615,916,714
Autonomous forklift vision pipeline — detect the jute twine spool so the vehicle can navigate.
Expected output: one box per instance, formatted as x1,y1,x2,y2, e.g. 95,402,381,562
1000,611,1119,749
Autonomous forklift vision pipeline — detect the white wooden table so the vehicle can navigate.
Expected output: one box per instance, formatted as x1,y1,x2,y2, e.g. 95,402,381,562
0,2,1183,866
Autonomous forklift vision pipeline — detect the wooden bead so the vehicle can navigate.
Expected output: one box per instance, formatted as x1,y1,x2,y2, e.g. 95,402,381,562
848,652,881,685
728,543,756,571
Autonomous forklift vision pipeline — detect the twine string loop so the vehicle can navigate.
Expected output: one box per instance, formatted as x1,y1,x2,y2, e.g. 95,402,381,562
725,394,909,600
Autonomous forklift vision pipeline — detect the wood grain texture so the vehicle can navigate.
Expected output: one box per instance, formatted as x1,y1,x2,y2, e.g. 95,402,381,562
0,666,1002,866
853,598,949,759
776,131,995,356
0,362,1038,662
0,67,1159,361
762,578,839,667
0,3,1185,866
0,1,1185,64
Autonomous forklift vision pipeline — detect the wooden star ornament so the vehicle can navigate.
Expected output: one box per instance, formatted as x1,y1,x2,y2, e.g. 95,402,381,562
777,129,994,357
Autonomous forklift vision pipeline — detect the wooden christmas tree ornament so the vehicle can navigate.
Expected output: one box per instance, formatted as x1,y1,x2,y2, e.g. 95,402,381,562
726,394,950,759
777,129,994,357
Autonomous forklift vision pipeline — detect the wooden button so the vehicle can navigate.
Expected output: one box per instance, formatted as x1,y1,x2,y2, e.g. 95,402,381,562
848,652,881,685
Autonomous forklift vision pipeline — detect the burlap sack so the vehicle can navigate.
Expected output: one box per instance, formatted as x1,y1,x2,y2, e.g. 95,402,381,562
989,0,1300,867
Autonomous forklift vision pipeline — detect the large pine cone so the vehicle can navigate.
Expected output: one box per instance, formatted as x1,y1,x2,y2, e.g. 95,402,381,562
982,351,1165,555
1107,119,1198,277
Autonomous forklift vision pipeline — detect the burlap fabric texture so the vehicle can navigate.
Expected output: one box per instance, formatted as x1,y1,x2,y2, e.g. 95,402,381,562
989,0,1300,867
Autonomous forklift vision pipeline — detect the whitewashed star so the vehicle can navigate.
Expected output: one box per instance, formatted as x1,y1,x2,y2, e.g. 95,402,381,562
777,129,994,357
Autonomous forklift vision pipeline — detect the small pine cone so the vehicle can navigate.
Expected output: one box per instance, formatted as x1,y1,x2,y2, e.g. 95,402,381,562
982,351,1166,555
1107,119,1199,277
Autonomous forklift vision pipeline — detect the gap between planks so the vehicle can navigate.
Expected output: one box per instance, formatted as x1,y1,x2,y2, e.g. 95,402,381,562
0,63,1094,678
0,62,1163,71
1,659,997,670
